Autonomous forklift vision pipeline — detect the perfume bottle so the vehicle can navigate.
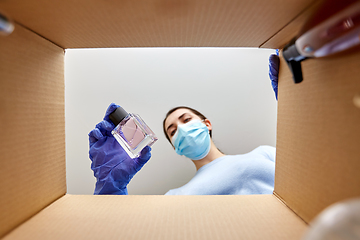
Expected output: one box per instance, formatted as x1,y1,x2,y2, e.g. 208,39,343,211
109,106,157,158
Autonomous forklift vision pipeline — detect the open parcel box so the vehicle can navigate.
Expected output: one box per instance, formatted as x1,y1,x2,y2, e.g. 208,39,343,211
1,0,360,239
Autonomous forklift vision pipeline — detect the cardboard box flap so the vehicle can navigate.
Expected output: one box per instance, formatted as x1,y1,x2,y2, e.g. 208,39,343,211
0,23,66,237
261,0,322,49
3,195,307,240
275,49,360,223
0,0,316,49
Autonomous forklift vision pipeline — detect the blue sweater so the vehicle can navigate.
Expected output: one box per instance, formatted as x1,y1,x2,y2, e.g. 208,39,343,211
165,146,275,195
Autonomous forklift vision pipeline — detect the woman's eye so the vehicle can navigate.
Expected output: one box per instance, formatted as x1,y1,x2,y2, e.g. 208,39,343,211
184,118,191,123
170,130,176,136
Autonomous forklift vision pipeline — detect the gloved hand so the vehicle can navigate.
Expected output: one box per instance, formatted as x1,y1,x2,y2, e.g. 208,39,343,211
269,49,280,100
88,103,152,195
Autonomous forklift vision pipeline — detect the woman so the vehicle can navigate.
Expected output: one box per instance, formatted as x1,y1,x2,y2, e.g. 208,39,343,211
163,106,275,195
88,53,280,195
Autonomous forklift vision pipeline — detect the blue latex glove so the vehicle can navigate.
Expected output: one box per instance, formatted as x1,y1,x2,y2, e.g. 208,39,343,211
269,50,280,100
88,103,152,195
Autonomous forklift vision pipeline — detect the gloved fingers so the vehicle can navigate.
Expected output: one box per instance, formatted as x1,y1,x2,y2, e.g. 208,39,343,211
96,120,114,131
104,103,121,122
269,54,279,101
269,54,280,75
272,85,278,100
269,54,280,83
269,54,280,68
136,146,152,164
89,128,104,147
96,120,115,137
271,80,278,91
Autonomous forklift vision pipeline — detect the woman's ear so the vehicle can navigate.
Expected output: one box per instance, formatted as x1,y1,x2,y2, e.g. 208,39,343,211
204,119,212,131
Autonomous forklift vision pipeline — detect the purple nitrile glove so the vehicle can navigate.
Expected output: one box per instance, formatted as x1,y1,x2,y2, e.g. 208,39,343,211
88,103,152,195
269,50,280,100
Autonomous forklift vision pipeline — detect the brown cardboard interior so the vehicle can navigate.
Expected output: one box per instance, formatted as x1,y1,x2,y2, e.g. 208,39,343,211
275,49,360,223
0,0,316,49
3,195,307,240
0,23,66,237
1,0,360,238
260,0,323,49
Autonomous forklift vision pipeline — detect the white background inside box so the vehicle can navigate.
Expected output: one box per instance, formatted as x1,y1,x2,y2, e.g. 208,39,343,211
65,47,277,195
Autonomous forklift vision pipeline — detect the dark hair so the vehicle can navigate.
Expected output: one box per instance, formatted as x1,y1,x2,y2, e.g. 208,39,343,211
163,106,212,144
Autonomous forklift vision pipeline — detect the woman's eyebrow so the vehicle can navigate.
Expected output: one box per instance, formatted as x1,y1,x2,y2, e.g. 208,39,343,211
166,123,174,133
178,113,187,120
166,113,188,133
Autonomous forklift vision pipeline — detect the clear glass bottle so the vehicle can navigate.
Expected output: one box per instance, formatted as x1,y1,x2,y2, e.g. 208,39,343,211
109,106,157,158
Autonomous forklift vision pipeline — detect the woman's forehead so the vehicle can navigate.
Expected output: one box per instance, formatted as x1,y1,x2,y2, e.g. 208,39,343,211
165,108,195,127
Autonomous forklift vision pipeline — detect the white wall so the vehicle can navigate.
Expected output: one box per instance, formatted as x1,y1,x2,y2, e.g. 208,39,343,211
65,47,277,195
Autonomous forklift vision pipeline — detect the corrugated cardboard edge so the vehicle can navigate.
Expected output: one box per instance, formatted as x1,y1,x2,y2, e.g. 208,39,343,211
1,0,315,49
260,0,322,49
274,45,360,223
273,192,308,224
3,195,308,240
14,20,64,50
0,22,66,237
2,194,67,239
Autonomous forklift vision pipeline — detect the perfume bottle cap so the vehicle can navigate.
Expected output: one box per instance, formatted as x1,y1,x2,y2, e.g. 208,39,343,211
109,106,128,125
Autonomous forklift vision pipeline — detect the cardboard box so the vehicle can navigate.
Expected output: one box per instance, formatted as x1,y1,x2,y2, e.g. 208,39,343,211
0,0,359,239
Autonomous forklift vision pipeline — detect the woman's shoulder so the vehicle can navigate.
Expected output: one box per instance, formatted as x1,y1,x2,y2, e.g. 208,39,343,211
253,145,276,152
248,145,276,162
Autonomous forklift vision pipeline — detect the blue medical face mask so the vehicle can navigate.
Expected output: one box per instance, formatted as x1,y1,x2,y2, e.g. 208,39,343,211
171,119,211,160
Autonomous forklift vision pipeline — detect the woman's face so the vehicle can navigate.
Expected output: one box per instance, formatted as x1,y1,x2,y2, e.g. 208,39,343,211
165,108,211,142
164,109,202,142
